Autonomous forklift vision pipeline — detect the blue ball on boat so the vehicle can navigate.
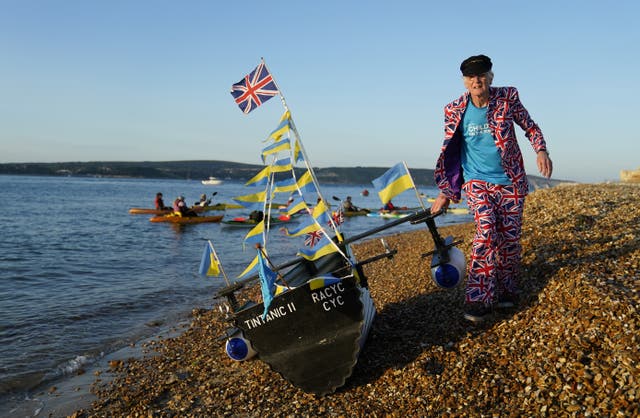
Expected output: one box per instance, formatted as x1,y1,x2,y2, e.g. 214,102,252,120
430,246,465,289
225,332,257,361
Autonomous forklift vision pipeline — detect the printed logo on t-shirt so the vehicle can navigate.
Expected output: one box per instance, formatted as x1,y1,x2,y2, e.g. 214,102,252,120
467,122,491,137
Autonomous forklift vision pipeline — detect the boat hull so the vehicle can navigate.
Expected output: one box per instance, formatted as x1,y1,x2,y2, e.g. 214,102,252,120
221,217,294,228
149,214,223,224
233,262,375,395
128,208,171,215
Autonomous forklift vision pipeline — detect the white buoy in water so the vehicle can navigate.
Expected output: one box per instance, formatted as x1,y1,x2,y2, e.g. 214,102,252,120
431,246,466,289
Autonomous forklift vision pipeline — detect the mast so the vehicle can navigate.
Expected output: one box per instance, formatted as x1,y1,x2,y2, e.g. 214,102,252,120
262,59,346,250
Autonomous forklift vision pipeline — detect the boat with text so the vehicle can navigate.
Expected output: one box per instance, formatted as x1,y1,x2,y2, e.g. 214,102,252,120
198,60,467,396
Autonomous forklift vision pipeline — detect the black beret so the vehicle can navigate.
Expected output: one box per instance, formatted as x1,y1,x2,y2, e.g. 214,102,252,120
460,54,492,76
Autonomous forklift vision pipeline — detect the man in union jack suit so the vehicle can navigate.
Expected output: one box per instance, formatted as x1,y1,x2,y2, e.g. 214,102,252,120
431,54,553,322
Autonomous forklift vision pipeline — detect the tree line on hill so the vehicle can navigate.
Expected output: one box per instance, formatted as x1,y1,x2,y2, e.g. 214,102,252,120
0,160,565,187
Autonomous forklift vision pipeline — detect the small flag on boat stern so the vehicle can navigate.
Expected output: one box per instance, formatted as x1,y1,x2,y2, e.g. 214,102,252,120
230,61,279,114
199,241,221,277
371,162,414,204
257,250,278,319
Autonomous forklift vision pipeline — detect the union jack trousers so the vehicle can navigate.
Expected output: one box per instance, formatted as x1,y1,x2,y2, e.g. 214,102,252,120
463,180,525,304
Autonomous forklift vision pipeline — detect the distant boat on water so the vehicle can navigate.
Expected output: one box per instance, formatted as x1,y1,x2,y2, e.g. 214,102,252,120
202,176,223,185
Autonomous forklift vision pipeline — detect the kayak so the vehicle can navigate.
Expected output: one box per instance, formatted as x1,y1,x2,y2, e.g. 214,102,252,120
129,208,172,215
130,203,242,215
343,209,370,217
366,212,410,219
445,207,469,215
221,216,296,228
207,202,244,210
149,214,224,224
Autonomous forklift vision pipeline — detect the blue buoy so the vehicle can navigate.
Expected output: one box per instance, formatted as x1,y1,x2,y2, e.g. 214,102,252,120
225,330,257,361
431,246,465,289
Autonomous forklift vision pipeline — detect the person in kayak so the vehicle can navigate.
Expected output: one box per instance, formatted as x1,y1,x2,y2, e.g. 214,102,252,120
154,192,169,210
173,196,197,217
342,196,360,212
249,210,264,222
431,54,553,323
195,193,211,207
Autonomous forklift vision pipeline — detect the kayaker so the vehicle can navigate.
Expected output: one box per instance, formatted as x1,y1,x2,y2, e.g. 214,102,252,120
195,193,211,207
382,200,396,211
173,196,197,217
249,210,264,222
342,196,360,212
431,54,553,323
154,192,169,210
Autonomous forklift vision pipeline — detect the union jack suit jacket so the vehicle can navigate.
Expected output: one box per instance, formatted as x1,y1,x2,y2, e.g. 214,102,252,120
434,86,547,201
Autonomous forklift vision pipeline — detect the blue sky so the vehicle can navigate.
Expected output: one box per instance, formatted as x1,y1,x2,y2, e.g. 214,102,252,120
1,1,638,183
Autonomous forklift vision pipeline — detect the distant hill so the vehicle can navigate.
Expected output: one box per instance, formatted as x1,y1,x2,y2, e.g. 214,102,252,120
0,160,566,188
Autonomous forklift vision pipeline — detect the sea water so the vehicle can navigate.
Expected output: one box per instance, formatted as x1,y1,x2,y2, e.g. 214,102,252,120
0,175,470,414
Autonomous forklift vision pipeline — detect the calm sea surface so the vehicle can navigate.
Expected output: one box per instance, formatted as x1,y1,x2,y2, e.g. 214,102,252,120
0,175,470,412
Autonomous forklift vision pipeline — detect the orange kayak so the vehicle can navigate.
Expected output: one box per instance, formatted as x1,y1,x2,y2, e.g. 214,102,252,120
149,214,224,224
129,208,172,215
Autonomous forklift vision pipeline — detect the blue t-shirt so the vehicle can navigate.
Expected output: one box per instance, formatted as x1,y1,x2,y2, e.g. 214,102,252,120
461,102,511,185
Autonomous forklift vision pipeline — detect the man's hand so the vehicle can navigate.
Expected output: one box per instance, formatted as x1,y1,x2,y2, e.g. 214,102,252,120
537,150,553,178
430,193,450,213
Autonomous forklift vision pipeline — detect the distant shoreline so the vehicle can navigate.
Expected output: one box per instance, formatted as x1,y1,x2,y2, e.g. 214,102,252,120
0,160,568,188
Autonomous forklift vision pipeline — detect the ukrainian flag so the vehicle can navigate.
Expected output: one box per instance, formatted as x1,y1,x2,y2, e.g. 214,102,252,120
261,138,290,163
268,111,291,142
282,201,330,236
293,138,304,163
233,190,266,210
238,255,259,278
371,162,414,204
296,170,316,193
286,196,310,216
199,241,220,277
308,275,341,290
273,175,297,194
271,157,292,173
245,166,271,186
244,220,265,246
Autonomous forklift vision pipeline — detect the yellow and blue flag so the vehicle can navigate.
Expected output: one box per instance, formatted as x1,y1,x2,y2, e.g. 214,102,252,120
296,170,316,193
257,250,278,319
293,138,304,163
244,220,265,246
282,200,330,236
371,162,414,204
245,166,271,186
271,157,292,173
268,111,291,142
261,138,291,163
233,190,266,210
199,241,221,277
308,275,341,290
273,174,297,194
238,255,259,279
286,195,310,216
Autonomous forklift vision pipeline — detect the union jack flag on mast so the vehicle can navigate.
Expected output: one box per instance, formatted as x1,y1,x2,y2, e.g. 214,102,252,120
230,60,279,114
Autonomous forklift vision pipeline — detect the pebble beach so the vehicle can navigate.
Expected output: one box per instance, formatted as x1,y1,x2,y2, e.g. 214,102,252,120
68,183,638,417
